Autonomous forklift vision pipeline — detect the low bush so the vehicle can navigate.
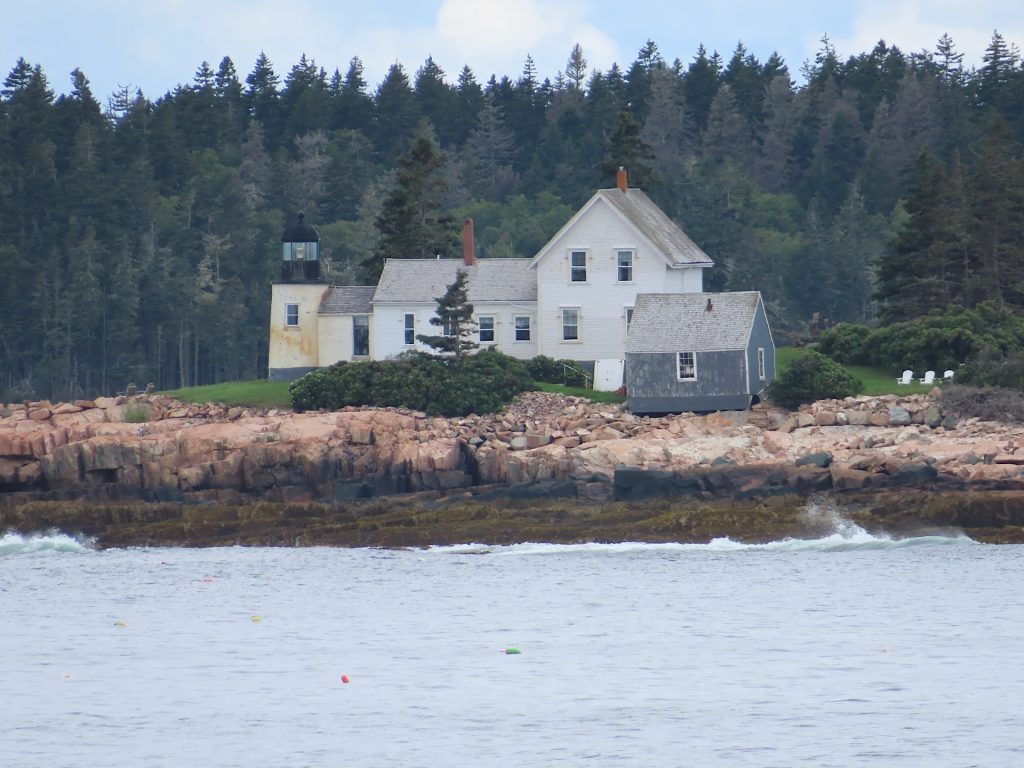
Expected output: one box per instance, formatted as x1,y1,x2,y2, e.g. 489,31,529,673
939,383,1024,422
525,355,589,387
766,349,863,408
956,348,1024,391
816,323,872,364
288,349,535,416
820,303,1024,373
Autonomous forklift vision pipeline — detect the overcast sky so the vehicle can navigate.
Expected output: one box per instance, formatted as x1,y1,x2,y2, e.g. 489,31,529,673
4,1,1021,103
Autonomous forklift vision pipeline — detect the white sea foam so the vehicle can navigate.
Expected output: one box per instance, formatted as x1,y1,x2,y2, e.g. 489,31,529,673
429,498,975,556
0,530,94,555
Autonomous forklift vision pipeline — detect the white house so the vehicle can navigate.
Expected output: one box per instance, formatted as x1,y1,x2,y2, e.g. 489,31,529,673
268,171,714,389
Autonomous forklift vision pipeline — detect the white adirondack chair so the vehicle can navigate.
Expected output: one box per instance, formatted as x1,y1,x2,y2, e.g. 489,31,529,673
943,369,955,382
896,370,914,385
919,370,936,385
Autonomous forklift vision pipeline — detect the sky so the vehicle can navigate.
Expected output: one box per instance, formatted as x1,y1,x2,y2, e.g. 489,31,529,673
3,1,1022,103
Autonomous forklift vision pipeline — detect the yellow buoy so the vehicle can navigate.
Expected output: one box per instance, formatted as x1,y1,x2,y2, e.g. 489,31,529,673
113,620,126,628
250,615,262,623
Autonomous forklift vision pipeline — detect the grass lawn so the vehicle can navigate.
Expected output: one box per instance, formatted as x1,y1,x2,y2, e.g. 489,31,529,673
776,347,940,397
161,380,293,410
533,381,626,404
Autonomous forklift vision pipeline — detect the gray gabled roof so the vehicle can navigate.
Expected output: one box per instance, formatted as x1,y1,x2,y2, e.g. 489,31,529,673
530,187,714,269
319,286,376,315
597,188,713,267
373,259,536,304
626,292,763,353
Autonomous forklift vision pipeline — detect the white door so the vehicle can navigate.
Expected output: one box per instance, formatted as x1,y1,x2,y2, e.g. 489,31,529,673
593,359,624,391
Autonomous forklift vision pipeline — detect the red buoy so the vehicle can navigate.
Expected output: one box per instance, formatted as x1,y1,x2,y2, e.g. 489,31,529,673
341,674,350,684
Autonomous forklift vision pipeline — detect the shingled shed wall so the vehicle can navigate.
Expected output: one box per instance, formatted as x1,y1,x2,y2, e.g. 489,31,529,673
625,292,775,414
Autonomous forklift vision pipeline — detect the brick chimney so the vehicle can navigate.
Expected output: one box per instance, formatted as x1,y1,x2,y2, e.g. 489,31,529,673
463,218,475,266
616,166,628,192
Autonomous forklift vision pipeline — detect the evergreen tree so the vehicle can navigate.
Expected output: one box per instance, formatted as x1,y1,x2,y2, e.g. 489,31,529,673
416,269,478,360
373,63,419,160
599,109,655,188
683,44,720,131
245,52,281,145
366,132,458,282
336,57,373,132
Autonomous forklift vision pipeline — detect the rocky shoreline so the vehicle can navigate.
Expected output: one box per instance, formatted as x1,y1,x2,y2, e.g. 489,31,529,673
4,389,1024,546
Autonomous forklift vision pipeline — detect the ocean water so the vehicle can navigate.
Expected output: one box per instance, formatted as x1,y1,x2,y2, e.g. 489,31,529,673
2,513,1023,767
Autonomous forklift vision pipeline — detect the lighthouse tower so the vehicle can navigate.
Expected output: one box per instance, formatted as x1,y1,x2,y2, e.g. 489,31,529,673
268,213,329,381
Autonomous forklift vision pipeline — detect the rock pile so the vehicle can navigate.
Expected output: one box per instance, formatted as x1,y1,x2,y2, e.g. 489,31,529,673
3,387,1024,508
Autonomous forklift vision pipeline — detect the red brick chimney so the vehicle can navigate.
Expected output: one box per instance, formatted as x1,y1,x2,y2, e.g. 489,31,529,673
616,166,628,192
463,218,475,266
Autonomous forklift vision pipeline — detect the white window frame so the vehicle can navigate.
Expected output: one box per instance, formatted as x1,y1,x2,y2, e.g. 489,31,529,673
285,303,299,327
478,315,495,343
561,307,581,342
758,347,766,380
677,351,696,381
616,249,634,282
403,313,415,345
569,250,588,283
625,306,634,334
514,315,531,342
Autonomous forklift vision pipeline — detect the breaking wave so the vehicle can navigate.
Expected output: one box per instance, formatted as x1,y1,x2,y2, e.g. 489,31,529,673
0,531,94,555
430,498,975,555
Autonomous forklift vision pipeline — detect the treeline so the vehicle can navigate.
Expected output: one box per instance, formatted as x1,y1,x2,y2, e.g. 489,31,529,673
1,33,1023,400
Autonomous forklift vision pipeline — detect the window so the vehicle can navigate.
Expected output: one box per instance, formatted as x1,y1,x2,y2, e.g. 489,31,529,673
404,313,415,345
514,315,531,342
758,347,766,380
617,250,634,282
442,318,456,337
285,303,299,327
479,316,495,343
677,351,696,381
625,307,634,333
562,308,580,341
570,250,587,282
353,315,369,356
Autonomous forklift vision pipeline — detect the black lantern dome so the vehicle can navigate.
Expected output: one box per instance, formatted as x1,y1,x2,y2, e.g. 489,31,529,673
280,212,321,283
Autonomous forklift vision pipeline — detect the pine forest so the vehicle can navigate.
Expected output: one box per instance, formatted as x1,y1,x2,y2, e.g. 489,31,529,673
1,34,1023,401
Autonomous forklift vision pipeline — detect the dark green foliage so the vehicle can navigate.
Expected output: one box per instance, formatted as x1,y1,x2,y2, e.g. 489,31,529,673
816,323,873,363
366,132,457,283
832,303,1024,372
765,350,863,408
416,269,478,359
524,355,589,387
288,349,534,416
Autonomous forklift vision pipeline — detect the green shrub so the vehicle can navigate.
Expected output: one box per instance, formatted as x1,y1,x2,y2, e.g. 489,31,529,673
842,303,1024,372
816,323,872,364
288,349,535,416
766,350,863,408
525,355,589,387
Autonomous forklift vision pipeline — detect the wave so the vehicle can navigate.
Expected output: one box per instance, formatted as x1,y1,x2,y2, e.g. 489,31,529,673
0,531,94,555
429,498,976,555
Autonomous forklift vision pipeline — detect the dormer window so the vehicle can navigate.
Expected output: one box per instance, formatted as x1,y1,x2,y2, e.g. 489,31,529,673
570,250,587,282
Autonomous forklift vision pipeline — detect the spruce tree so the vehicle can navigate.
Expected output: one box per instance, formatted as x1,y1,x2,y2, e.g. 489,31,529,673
599,109,656,188
365,132,458,282
416,270,478,360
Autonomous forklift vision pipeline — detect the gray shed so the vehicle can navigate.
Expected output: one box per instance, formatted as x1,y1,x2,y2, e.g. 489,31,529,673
625,292,775,413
